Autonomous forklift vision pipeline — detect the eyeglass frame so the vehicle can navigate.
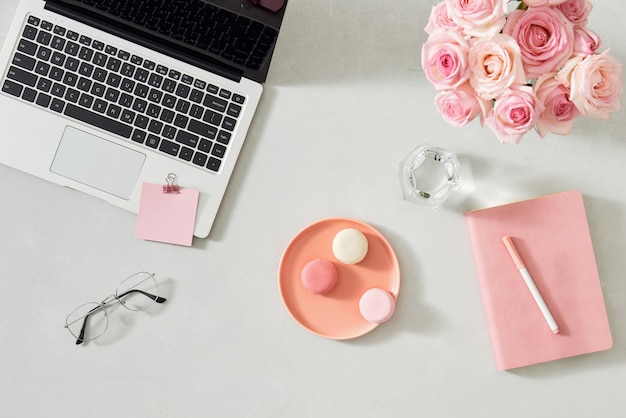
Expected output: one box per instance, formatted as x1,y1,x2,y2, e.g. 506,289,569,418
65,272,166,345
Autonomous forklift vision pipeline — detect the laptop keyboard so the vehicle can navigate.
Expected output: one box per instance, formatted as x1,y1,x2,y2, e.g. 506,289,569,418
1,14,247,173
75,0,278,71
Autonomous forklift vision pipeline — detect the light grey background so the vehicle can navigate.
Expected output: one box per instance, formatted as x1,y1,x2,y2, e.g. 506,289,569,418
1,0,625,416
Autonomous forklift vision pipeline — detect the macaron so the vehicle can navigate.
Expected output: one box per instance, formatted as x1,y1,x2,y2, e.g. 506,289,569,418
301,258,338,295
359,288,396,324
332,228,368,264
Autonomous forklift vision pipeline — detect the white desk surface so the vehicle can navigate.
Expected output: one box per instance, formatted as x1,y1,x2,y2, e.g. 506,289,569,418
1,0,625,416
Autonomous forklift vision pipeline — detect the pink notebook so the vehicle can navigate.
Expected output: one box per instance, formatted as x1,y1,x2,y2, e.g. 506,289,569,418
465,191,612,370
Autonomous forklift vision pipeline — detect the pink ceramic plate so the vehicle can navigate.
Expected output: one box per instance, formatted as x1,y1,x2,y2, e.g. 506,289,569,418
279,218,400,339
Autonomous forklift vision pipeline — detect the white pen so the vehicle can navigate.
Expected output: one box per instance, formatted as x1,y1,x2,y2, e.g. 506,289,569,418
502,235,560,334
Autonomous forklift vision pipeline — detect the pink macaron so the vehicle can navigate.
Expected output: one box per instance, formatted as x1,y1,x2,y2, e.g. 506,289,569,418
359,288,396,323
301,258,338,295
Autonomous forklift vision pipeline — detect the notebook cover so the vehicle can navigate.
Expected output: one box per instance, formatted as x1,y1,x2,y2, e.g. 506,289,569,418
465,191,612,370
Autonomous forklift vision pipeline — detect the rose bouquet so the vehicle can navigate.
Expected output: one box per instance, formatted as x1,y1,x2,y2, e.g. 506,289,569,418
421,0,623,144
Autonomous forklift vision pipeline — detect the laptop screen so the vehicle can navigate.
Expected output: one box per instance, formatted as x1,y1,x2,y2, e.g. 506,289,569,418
45,0,288,83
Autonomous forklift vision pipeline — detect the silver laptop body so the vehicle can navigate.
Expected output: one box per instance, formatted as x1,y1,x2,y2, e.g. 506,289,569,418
0,0,287,238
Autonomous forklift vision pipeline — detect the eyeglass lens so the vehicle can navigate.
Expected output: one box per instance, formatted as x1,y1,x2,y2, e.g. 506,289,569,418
65,302,109,343
116,272,161,311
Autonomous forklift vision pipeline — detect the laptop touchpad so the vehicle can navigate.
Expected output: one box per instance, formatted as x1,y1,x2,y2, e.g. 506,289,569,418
51,126,146,200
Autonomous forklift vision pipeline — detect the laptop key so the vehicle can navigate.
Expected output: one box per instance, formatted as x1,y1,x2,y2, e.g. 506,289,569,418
51,51,66,66
174,114,188,128
93,52,107,67
211,143,227,158
162,125,177,139
189,104,203,119
2,79,23,97
188,119,217,139
106,57,121,72
36,46,52,61
65,88,80,103
227,103,241,118
51,36,66,51
53,25,66,36
22,25,37,40
18,39,38,55
23,87,37,102
134,114,149,128
51,83,66,97
148,119,163,134
207,157,221,172
36,92,51,107
64,103,133,138
64,41,80,56
79,35,92,46
192,152,208,167
221,117,236,131
232,94,245,105
146,134,160,148
7,66,37,87
79,93,94,108
198,139,212,153
50,98,65,113
204,95,227,113
93,67,107,82
27,16,40,26
134,68,149,83
93,99,107,113
132,129,146,144
66,30,79,41
216,130,231,145
36,31,51,46
146,103,161,118
65,57,79,72
12,52,36,71
40,21,53,31
107,104,122,119
160,109,174,124
63,72,77,87
175,130,199,148
79,47,96,61
35,61,51,76
121,109,136,124
134,83,149,98
179,147,194,162
159,139,180,156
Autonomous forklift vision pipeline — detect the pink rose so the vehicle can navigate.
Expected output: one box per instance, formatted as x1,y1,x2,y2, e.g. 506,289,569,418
523,0,568,5
434,83,487,127
557,0,593,26
558,51,623,120
421,29,471,90
533,74,580,137
468,34,527,100
503,7,575,79
485,86,544,144
425,2,463,35
444,0,507,38
572,26,601,56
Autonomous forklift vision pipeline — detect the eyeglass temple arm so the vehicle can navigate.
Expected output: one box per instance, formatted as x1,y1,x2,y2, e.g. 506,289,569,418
117,289,167,303
75,304,104,345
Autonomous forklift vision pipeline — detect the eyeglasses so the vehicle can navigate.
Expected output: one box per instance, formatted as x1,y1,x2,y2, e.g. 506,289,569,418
65,272,166,345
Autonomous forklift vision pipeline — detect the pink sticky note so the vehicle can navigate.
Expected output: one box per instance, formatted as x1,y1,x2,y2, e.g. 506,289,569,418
135,182,200,246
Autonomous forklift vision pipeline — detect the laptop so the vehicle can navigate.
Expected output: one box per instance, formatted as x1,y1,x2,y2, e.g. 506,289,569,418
0,0,288,238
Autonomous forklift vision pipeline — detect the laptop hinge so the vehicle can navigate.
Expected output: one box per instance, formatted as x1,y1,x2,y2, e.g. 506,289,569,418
44,0,244,83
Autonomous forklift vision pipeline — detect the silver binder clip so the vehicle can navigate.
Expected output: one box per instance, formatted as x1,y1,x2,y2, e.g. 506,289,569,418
163,173,180,194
